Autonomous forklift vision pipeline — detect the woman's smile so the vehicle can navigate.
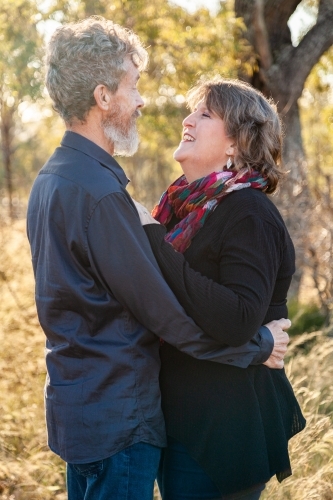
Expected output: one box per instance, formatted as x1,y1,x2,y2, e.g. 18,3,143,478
174,100,234,183
182,133,195,142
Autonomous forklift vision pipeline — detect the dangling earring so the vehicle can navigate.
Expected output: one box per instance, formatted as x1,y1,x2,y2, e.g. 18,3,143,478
226,157,233,170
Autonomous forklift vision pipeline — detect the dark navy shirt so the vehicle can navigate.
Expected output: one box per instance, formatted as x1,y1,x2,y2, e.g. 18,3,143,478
27,131,273,463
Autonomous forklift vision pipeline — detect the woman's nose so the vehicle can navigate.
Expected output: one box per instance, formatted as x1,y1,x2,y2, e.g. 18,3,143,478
182,111,195,128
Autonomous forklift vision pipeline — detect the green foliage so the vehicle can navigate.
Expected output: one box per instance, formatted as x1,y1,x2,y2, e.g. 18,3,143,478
38,0,253,206
288,300,326,336
0,0,44,210
0,0,43,100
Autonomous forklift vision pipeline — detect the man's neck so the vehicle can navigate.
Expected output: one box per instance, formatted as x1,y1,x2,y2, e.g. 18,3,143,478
67,114,114,156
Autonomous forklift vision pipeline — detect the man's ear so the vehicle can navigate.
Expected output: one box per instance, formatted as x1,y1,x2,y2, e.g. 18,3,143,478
93,84,111,111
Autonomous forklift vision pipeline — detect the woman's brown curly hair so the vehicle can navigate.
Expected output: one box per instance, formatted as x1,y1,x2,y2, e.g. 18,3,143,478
187,78,284,193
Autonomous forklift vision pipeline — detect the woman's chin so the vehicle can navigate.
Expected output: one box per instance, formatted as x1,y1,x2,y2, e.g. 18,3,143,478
173,145,188,164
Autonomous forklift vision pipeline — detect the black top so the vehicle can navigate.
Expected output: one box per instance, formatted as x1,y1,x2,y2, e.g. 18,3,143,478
144,188,306,497
27,131,274,464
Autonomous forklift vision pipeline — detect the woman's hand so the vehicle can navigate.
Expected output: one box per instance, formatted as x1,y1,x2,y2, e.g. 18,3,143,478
132,199,160,226
263,318,291,369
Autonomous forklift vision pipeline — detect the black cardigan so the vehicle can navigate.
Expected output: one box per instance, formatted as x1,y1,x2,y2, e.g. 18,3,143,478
144,188,306,497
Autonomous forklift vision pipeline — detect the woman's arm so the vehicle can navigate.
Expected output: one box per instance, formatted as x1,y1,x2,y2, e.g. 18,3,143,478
143,215,282,348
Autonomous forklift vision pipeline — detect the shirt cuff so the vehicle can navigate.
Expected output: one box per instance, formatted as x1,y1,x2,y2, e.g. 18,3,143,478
251,325,274,365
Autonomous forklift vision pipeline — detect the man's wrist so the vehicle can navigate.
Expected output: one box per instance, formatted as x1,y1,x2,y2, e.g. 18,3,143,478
251,325,274,365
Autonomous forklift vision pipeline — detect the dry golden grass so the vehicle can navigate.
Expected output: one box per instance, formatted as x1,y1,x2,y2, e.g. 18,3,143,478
262,333,333,500
0,220,66,499
0,220,332,500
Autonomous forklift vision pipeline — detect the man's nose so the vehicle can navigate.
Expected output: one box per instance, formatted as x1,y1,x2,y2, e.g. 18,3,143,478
137,94,144,108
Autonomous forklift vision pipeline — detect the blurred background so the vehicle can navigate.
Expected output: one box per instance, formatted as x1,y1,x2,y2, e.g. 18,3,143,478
0,0,333,498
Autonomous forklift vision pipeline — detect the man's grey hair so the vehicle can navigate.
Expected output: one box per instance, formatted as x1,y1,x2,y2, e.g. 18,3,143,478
45,16,148,124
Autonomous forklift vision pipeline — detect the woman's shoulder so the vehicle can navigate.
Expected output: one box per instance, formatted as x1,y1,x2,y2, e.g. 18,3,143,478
219,188,285,228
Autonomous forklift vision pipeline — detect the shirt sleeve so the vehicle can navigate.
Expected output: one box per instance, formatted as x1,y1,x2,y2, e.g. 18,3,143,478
143,214,281,348
85,192,271,367
251,326,274,364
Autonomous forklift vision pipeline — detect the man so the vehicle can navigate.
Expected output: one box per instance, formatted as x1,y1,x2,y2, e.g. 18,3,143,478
27,17,290,500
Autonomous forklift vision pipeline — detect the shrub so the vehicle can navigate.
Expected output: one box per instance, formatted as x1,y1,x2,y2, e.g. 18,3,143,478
288,300,326,336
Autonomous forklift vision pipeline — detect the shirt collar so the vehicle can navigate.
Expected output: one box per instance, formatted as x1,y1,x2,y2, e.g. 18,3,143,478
61,130,129,187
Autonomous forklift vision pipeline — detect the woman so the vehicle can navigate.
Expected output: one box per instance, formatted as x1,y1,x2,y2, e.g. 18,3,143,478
136,78,305,500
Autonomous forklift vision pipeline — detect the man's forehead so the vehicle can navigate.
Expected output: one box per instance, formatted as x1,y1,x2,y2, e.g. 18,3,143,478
132,52,141,69
123,58,140,81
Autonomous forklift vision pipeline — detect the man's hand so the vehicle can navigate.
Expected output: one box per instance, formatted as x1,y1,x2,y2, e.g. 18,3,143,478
263,318,291,369
132,199,160,226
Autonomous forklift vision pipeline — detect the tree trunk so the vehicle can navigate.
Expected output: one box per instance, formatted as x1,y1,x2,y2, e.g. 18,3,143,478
233,0,333,299
278,103,311,296
0,102,15,220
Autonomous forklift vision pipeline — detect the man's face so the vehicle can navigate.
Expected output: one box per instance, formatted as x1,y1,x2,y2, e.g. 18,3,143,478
102,59,144,156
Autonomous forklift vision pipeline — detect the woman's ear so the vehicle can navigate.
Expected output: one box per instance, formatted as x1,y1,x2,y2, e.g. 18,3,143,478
93,84,111,111
226,145,235,157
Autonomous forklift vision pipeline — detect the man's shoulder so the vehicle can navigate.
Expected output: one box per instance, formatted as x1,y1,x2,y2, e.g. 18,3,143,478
38,145,124,200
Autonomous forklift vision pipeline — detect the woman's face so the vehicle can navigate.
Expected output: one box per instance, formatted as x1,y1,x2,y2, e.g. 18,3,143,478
173,100,234,183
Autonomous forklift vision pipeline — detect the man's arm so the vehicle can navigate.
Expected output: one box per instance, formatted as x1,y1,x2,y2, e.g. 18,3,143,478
134,200,290,366
86,192,284,367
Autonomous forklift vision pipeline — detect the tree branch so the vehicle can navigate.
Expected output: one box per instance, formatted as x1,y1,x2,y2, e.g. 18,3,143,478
279,3,333,105
263,0,301,49
318,0,333,21
252,0,272,70
235,0,302,50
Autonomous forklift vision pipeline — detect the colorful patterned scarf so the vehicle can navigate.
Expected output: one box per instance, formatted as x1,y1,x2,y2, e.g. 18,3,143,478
152,168,267,253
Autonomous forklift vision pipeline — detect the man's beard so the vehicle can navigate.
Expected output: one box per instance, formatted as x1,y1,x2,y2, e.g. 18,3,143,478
102,107,140,157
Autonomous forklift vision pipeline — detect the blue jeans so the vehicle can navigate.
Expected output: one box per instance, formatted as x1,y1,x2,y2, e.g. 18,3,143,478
67,442,161,500
157,437,265,500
